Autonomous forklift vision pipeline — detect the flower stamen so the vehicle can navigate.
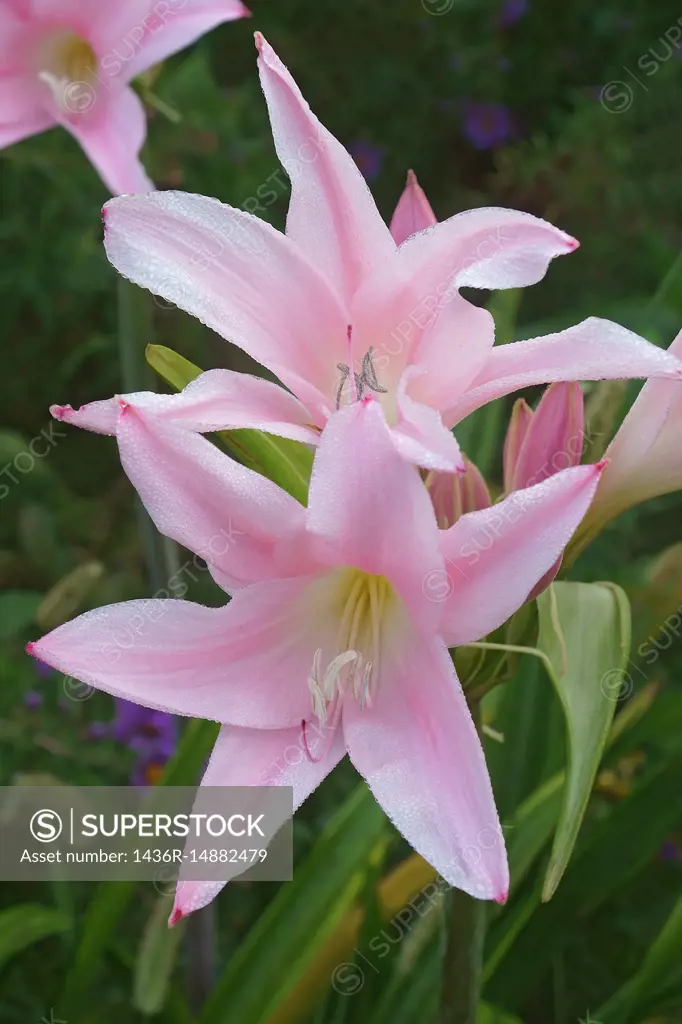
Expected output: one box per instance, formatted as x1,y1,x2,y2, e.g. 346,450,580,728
336,346,387,409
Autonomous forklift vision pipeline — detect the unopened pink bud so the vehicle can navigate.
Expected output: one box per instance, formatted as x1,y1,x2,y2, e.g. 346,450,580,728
427,458,490,529
389,170,438,246
508,382,584,493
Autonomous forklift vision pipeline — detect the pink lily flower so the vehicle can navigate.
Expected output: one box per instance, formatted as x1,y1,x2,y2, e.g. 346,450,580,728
28,397,606,919
0,0,249,195
95,34,682,473
584,328,682,532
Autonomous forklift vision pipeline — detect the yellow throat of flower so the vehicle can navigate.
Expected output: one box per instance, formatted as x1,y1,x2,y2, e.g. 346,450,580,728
36,31,97,113
308,569,395,725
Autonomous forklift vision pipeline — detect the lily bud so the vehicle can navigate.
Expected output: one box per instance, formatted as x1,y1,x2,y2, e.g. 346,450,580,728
503,382,584,598
506,382,584,493
502,398,533,492
586,329,682,529
389,170,438,245
426,458,491,529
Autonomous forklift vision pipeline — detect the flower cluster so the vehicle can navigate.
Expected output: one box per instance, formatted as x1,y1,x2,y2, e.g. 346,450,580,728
24,34,682,927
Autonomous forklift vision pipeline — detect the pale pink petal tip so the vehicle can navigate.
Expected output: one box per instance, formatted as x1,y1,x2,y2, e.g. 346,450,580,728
168,907,184,928
25,642,37,656
495,890,509,905
566,236,580,251
595,457,610,472
254,30,264,51
50,404,71,420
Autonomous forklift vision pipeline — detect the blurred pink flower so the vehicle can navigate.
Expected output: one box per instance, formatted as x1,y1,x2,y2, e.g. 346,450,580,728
0,0,248,194
96,35,682,474
28,397,606,920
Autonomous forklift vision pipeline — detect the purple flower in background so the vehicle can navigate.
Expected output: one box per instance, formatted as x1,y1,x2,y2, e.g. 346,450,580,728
24,690,43,709
461,100,515,150
112,698,177,785
659,838,682,863
89,721,110,741
498,0,528,28
348,140,385,181
33,658,54,680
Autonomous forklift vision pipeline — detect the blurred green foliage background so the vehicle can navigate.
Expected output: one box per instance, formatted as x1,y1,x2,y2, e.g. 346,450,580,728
1,0,681,1021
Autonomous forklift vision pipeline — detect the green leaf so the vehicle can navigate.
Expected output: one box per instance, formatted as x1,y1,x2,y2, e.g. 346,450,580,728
596,896,682,1023
536,581,631,900
146,344,313,504
485,752,682,1010
60,718,219,1015
144,344,202,393
133,896,187,1016
506,773,564,892
0,904,69,970
199,784,389,1024
487,289,522,345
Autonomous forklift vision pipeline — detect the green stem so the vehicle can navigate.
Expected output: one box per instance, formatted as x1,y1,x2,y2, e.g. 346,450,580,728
187,905,216,1010
441,702,486,1024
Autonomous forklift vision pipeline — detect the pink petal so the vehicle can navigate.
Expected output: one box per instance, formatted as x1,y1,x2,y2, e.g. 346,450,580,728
389,170,438,245
439,463,606,646
255,33,395,305
50,398,121,435
30,0,94,18
351,268,494,406
448,318,682,424
354,208,574,399
51,369,320,442
512,381,584,490
343,631,507,900
306,400,444,634
171,721,345,920
0,105,54,149
116,404,306,590
0,8,30,74
28,581,326,729
103,190,348,414
0,70,51,137
395,205,576,292
60,86,153,195
108,0,250,83
391,367,465,472
400,293,496,412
